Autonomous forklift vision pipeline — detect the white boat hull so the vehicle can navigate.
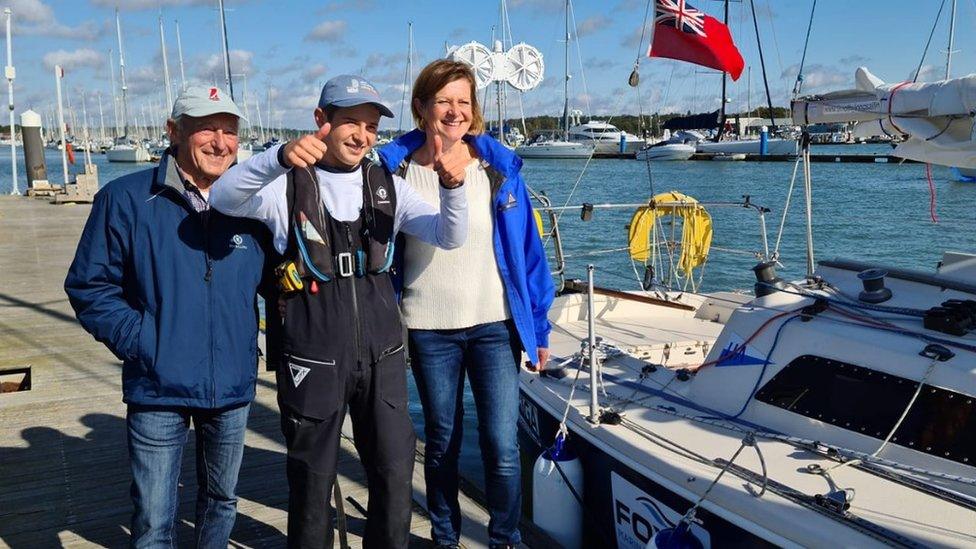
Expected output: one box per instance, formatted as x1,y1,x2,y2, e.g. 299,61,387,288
635,143,696,161
516,141,594,159
696,138,797,156
573,137,646,154
106,146,151,163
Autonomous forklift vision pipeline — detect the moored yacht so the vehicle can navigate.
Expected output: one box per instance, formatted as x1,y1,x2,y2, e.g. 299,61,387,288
568,115,645,154
516,135,594,159
519,184,976,546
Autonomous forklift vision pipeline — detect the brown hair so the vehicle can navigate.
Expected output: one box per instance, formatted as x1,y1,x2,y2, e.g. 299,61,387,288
411,59,485,135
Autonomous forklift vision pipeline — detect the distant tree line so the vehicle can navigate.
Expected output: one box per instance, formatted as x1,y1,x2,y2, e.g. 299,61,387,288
491,106,792,138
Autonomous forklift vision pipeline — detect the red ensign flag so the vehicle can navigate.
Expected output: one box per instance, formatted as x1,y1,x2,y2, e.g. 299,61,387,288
647,0,745,81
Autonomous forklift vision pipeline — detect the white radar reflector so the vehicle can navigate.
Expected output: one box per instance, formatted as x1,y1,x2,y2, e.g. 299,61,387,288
505,43,544,91
451,41,495,89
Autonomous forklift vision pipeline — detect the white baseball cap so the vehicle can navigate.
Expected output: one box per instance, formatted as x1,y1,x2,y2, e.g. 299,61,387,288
171,85,246,121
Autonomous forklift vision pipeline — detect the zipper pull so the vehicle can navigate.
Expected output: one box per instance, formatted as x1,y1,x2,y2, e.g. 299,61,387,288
310,279,319,294
204,260,213,282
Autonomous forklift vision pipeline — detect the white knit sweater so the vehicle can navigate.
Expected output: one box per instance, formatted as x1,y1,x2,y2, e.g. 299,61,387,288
400,160,510,329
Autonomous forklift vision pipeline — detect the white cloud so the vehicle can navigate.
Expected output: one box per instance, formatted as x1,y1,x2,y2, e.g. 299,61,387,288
196,50,255,82
42,49,103,72
5,0,101,40
781,63,848,92
303,64,328,81
910,64,942,83
91,0,211,9
3,0,52,24
576,15,610,38
305,20,347,43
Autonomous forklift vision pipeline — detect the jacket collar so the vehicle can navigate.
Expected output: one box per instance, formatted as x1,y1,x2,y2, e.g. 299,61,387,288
378,129,523,178
154,147,189,195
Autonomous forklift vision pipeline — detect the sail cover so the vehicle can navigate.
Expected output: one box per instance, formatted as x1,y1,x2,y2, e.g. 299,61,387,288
791,67,976,168
663,110,720,131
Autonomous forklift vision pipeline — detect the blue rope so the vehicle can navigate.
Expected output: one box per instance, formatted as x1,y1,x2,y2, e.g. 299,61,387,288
698,314,800,422
729,314,799,419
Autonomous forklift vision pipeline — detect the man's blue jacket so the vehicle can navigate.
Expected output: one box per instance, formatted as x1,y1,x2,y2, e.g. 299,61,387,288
64,153,270,408
378,130,554,362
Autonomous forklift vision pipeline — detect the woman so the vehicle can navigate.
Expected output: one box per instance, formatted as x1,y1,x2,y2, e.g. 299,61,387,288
378,60,554,549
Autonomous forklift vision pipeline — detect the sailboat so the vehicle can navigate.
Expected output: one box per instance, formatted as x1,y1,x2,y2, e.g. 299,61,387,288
516,2,975,546
514,0,593,159
653,0,797,157
106,9,150,163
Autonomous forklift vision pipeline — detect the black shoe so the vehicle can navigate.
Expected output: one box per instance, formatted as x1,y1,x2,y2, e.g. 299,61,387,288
434,544,460,549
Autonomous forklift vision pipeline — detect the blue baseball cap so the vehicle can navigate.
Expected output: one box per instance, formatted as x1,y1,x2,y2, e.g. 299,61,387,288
317,75,394,118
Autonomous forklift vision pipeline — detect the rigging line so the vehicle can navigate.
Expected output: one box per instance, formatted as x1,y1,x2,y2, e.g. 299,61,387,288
914,0,949,83
759,0,787,95
633,0,654,65
568,0,591,117
818,356,940,477
773,155,802,259
648,403,976,488
542,152,596,248
792,0,818,98
518,398,618,547
677,437,755,526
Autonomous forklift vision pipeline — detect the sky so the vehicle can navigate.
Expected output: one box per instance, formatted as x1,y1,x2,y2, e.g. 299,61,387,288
3,0,975,133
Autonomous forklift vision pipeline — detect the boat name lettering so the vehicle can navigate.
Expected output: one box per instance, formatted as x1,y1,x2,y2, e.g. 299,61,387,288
518,395,540,443
610,472,711,549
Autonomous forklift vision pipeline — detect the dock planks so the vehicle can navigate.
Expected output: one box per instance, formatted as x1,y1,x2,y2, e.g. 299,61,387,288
0,195,510,548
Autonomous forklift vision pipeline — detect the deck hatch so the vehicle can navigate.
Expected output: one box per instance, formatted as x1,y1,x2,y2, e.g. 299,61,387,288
755,355,974,467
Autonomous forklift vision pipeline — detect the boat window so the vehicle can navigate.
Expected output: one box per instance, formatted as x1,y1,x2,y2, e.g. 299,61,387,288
755,355,974,466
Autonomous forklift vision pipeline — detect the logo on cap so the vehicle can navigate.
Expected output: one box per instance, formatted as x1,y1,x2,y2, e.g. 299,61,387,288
209,87,219,101
346,79,360,94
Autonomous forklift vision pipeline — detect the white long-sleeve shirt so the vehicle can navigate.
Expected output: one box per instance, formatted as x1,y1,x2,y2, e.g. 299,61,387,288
209,144,467,254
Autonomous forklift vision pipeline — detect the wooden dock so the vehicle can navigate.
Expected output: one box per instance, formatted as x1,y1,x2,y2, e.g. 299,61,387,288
0,195,514,548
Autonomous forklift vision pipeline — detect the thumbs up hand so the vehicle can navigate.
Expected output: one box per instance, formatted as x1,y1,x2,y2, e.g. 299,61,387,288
282,122,331,168
427,128,467,189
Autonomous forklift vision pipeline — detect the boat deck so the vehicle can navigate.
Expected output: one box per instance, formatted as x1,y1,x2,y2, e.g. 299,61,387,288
0,196,508,548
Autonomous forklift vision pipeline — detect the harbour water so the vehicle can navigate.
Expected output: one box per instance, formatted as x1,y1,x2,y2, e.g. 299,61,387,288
1,145,973,490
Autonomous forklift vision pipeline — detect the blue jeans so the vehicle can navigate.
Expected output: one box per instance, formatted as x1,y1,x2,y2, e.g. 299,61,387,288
409,320,523,547
126,403,250,548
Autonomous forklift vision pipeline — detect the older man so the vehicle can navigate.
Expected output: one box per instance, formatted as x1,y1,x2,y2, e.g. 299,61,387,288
65,86,269,547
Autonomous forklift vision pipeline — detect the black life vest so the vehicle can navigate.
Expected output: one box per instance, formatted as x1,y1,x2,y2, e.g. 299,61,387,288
265,160,405,418
287,159,396,279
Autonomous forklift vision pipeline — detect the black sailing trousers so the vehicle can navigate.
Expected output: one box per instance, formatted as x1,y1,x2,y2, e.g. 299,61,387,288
277,350,416,549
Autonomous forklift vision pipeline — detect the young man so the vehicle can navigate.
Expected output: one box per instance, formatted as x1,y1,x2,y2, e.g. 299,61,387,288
64,87,270,547
209,75,469,549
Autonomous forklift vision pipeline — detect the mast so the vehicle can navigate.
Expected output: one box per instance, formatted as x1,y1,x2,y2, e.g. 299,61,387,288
715,0,729,142
240,71,250,139
175,20,187,92
267,87,273,138
217,0,235,100
158,15,173,111
108,49,119,138
562,0,570,140
748,0,776,131
97,91,105,142
115,9,129,138
54,65,68,186
398,22,413,134
4,8,17,195
254,95,265,142
81,92,92,166
945,0,957,79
